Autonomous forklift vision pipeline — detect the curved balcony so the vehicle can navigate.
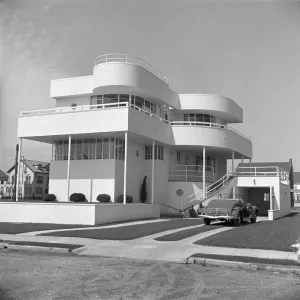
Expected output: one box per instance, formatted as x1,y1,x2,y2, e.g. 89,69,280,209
171,121,252,158
92,54,178,108
95,53,168,83
178,94,243,123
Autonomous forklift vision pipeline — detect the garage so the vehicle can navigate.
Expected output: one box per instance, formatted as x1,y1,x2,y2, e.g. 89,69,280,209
235,186,272,216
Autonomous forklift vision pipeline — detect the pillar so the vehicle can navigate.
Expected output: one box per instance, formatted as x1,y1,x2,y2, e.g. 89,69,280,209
67,135,71,201
203,146,206,199
232,150,235,175
123,132,128,204
151,140,155,204
270,186,273,210
16,138,22,202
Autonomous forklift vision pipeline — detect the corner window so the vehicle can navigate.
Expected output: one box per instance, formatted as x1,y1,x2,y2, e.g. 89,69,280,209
144,145,164,160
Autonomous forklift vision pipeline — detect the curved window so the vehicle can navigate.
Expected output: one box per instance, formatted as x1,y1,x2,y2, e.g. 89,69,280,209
90,94,163,119
184,114,216,126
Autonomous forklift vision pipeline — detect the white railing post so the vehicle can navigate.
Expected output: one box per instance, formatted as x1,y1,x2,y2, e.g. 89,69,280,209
254,167,256,176
185,166,188,182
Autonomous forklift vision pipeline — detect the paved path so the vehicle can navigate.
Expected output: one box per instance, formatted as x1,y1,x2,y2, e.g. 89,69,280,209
0,217,298,264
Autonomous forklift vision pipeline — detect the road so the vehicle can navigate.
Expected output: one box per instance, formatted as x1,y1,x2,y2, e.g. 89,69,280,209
0,249,299,300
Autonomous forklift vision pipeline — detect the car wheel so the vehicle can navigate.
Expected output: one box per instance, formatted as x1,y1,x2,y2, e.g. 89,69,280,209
204,218,211,225
250,215,257,223
232,214,241,227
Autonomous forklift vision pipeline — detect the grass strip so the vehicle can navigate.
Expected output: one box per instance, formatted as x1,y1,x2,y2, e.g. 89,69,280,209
155,224,223,241
40,219,204,240
1,240,83,250
190,253,300,267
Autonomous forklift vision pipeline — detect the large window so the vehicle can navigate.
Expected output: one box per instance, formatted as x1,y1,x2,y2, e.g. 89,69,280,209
184,114,216,125
144,145,164,161
54,138,125,161
90,94,159,117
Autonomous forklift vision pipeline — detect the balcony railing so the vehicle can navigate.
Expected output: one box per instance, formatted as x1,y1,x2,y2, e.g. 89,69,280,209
235,166,289,183
168,165,215,182
19,102,169,124
170,121,251,143
94,53,168,83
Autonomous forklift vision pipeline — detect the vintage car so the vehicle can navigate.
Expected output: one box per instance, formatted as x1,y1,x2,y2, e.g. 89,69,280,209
199,199,258,226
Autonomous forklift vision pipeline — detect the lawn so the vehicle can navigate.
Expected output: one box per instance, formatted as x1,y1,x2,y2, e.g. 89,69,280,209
194,212,300,251
0,218,158,234
40,219,204,240
0,223,94,234
154,223,224,241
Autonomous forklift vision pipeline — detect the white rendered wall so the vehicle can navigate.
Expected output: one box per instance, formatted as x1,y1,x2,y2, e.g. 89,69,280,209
165,181,210,214
178,94,243,123
0,202,96,225
280,183,291,217
18,108,129,138
171,126,252,159
94,204,160,224
128,108,173,145
0,203,160,225
49,160,115,202
51,76,94,98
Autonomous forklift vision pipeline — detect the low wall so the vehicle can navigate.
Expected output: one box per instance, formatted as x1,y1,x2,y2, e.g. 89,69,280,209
94,203,160,224
0,203,160,225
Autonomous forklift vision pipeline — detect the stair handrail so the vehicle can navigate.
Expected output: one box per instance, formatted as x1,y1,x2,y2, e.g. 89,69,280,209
183,168,234,209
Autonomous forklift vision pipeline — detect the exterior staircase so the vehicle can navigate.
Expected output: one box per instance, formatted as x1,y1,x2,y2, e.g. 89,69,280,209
182,170,237,212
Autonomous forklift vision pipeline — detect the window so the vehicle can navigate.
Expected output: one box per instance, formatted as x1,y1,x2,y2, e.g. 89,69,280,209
102,138,109,159
76,140,83,160
96,139,102,159
36,176,44,184
144,145,164,160
184,114,216,125
177,151,181,164
145,146,152,160
0,180,3,184
83,140,89,159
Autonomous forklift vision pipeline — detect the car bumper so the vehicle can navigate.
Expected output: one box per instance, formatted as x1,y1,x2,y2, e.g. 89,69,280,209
199,214,234,220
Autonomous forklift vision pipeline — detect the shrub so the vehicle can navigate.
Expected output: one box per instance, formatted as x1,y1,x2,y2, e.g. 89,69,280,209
140,175,147,203
96,194,111,203
116,194,133,203
70,193,86,202
44,194,57,202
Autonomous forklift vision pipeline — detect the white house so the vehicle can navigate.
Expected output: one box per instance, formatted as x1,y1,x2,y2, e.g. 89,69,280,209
12,53,291,224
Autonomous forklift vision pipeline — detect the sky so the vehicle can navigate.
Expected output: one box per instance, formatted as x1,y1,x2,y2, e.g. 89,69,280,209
0,0,300,172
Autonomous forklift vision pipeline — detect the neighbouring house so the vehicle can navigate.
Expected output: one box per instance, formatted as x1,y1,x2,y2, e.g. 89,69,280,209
11,53,291,224
0,157,50,199
293,172,300,203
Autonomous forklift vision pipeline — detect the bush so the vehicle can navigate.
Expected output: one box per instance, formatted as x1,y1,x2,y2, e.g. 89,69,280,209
43,194,57,202
96,194,111,203
116,194,133,203
69,193,86,202
140,175,147,203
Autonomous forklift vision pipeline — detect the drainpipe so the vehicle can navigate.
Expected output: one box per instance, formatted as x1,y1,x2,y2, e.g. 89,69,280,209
67,135,71,202
203,146,206,199
151,140,155,204
123,132,128,204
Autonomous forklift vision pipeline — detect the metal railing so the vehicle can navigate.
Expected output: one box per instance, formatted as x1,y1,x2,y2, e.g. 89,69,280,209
19,102,169,124
168,165,215,182
170,121,251,143
180,169,234,212
94,53,168,83
235,166,289,182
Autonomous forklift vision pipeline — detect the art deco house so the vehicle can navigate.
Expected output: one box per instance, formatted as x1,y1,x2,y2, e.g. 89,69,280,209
16,54,291,221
